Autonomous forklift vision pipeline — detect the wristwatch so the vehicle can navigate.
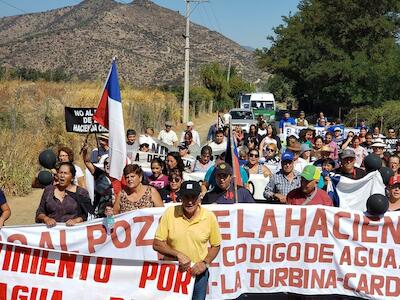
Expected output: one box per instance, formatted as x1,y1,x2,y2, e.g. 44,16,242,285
202,260,210,269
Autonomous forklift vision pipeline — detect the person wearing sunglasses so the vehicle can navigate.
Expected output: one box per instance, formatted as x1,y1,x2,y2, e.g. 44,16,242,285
388,176,400,211
387,128,398,139
159,168,184,203
247,150,272,177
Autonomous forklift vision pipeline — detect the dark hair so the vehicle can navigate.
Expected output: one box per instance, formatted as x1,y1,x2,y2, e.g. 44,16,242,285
184,131,193,139
366,132,373,137
201,145,212,156
58,146,74,162
166,152,185,173
267,123,278,138
151,158,166,174
123,164,143,178
168,168,183,180
126,129,136,137
325,132,333,138
215,129,224,135
286,135,298,146
322,158,335,168
351,135,360,143
58,161,76,178
314,136,324,144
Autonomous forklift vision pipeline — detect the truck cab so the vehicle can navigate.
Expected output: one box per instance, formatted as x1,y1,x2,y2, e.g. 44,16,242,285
240,92,276,122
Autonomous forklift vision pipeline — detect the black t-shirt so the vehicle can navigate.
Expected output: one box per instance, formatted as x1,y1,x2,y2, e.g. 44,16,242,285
159,187,182,203
93,167,113,217
334,167,366,180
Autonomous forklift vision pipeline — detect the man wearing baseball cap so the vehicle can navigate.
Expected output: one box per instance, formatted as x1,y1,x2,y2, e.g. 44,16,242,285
335,148,366,179
202,162,255,204
264,151,301,203
153,181,221,300
287,165,333,206
388,175,400,211
158,121,178,146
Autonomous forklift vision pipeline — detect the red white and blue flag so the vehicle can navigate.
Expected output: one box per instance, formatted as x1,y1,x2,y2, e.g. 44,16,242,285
225,126,243,187
93,59,126,181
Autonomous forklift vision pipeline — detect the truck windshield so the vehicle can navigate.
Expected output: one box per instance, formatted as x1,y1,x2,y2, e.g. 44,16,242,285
251,101,274,110
230,110,254,120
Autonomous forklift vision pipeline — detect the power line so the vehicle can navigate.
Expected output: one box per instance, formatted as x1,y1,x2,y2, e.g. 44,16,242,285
206,1,223,34
0,0,28,14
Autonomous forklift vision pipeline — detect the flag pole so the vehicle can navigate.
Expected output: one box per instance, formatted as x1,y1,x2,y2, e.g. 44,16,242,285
79,123,95,155
229,123,239,203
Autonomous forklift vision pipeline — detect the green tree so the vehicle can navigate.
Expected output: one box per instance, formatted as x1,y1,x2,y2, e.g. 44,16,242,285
200,63,255,110
256,0,400,113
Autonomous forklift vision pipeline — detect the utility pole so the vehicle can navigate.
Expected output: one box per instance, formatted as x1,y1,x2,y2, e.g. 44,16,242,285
226,56,231,82
183,0,208,123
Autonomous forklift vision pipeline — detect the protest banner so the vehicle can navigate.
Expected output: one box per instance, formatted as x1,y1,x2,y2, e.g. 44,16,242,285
0,241,194,300
2,205,400,299
64,107,108,133
282,125,360,143
382,138,400,153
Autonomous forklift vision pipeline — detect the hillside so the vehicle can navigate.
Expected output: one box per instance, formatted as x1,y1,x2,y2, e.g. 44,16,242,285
0,0,262,86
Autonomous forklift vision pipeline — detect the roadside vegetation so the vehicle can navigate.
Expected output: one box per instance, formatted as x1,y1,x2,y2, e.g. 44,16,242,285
0,80,180,196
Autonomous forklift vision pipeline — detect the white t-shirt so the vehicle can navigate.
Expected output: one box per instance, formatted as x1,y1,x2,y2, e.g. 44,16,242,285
158,130,178,146
209,141,227,153
73,164,84,185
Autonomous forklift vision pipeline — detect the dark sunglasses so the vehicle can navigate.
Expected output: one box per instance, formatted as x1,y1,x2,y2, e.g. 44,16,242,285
390,184,400,189
249,153,259,158
169,177,181,183
267,148,275,152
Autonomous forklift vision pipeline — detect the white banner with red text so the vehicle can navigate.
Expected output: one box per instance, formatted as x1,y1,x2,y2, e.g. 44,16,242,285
1,204,400,299
0,241,194,300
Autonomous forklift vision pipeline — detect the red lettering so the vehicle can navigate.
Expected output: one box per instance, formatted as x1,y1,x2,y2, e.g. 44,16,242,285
222,246,234,267
87,224,107,253
139,262,158,288
285,208,306,237
39,251,56,277
39,232,55,249
309,209,328,237
173,269,191,294
237,209,254,238
361,217,379,243
259,209,278,238
7,234,27,245
57,253,76,278
94,257,112,283
319,244,334,263
157,264,175,291
111,220,131,248
213,210,231,240
333,212,351,240
12,285,29,300
133,216,154,246
79,256,91,280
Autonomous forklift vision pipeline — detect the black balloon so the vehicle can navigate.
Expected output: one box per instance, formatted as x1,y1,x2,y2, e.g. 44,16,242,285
364,154,382,173
379,167,394,186
38,149,57,169
37,170,53,186
366,194,389,217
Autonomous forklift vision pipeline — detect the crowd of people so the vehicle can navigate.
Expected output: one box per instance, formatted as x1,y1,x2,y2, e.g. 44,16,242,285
0,111,399,300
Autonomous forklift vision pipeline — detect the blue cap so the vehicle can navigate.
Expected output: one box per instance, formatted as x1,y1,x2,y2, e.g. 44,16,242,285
281,150,294,161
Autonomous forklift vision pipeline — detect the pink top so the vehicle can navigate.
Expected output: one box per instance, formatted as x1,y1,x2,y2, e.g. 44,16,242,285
148,174,169,189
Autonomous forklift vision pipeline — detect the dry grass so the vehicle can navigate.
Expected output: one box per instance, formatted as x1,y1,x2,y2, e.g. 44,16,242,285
0,80,181,196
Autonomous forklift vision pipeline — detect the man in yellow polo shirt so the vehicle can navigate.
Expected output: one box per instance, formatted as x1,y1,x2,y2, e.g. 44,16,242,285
153,180,221,300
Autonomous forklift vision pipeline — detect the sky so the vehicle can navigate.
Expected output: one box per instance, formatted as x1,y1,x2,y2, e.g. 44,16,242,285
0,0,300,49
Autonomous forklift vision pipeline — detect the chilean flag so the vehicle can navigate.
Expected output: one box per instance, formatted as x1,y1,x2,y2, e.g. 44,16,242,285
225,126,243,187
93,59,126,181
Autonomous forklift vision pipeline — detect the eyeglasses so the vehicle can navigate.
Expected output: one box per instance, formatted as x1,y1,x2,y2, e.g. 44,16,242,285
390,184,400,189
249,153,259,158
267,148,275,152
169,177,181,183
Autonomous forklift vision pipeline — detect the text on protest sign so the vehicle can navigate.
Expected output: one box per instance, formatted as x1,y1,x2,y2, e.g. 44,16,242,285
0,242,194,300
2,205,400,299
64,107,108,133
